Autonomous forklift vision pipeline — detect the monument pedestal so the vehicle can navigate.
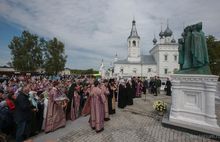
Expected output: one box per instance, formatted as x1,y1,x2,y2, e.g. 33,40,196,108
167,74,220,136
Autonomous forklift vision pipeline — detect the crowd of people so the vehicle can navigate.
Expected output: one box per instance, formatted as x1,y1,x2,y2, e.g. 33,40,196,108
0,75,172,142
147,76,172,96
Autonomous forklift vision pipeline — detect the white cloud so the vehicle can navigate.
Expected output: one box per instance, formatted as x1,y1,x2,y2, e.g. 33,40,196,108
0,0,220,69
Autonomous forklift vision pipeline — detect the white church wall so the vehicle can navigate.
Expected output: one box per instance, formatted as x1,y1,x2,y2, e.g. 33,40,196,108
142,65,157,78
150,45,160,74
114,63,156,78
157,44,179,77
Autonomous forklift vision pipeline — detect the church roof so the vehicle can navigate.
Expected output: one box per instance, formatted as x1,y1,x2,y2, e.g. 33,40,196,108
114,55,156,65
164,26,173,37
128,20,140,39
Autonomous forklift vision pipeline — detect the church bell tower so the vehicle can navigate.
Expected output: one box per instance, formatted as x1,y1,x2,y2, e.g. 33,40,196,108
127,20,141,62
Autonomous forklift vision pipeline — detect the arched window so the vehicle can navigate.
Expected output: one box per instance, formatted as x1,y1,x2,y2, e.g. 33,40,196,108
132,40,136,46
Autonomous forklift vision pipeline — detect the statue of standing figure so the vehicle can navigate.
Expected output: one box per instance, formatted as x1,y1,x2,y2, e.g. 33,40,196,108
177,22,211,74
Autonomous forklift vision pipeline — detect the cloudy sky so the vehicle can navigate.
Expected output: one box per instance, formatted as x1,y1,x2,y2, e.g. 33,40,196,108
0,0,219,69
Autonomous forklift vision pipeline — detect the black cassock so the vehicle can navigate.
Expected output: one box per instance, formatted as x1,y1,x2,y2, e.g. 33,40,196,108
165,80,172,96
108,85,116,114
118,84,127,108
131,80,136,98
126,82,133,105
66,83,76,119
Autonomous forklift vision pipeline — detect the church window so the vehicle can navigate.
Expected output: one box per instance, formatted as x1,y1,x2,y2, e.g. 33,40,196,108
174,55,177,61
164,55,168,61
164,68,168,74
148,68,151,72
132,40,136,46
120,67,124,74
133,68,137,74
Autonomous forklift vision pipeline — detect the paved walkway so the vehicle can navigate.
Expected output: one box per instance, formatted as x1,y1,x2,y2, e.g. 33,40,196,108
33,92,220,142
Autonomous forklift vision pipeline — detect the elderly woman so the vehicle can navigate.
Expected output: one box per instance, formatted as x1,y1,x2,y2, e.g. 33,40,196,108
28,91,39,135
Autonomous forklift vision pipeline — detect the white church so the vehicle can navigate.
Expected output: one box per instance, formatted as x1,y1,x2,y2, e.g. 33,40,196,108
113,20,180,79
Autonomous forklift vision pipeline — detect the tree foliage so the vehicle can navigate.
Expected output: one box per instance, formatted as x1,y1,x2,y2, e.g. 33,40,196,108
207,35,220,75
8,31,67,74
8,31,44,72
44,38,67,75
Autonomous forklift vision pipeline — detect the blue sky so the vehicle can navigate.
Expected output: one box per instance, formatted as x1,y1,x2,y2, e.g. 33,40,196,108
0,0,220,69
0,19,22,66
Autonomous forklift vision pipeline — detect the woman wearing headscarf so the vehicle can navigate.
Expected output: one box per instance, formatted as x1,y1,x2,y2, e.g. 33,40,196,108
28,91,39,135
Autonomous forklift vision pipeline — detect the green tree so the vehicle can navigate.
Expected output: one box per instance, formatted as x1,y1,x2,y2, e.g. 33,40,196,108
207,35,220,75
8,31,44,72
44,37,67,75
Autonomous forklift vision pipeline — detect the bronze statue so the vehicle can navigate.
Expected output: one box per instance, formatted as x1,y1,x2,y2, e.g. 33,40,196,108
177,22,211,74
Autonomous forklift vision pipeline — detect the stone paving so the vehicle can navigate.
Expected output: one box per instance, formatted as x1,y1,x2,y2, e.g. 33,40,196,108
33,92,220,142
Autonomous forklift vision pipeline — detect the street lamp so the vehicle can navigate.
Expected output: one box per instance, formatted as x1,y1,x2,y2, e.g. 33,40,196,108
141,60,143,80
141,51,144,81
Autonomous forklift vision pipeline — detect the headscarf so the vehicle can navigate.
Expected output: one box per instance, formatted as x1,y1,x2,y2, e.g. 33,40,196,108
29,91,38,109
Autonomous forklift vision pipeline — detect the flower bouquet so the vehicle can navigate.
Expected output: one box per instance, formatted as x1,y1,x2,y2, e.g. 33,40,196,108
153,100,167,115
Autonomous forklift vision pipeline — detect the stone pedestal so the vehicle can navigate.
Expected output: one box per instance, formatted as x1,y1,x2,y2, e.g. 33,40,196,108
216,82,220,100
169,74,220,135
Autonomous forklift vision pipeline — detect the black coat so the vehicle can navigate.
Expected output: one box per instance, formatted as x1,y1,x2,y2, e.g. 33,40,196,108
143,80,148,88
66,83,76,116
126,83,133,105
14,92,32,123
118,84,127,108
131,80,136,98
165,80,172,96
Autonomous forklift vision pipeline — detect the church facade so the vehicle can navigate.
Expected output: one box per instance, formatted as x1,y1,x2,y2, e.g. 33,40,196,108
113,20,179,79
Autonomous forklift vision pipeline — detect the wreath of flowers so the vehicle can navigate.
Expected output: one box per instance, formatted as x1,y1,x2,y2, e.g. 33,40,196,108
153,100,167,112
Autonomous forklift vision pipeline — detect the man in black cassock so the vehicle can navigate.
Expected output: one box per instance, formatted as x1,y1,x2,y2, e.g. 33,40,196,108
143,78,148,94
118,80,127,108
131,77,136,98
126,79,133,105
165,78,172,96
108,79,116,114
